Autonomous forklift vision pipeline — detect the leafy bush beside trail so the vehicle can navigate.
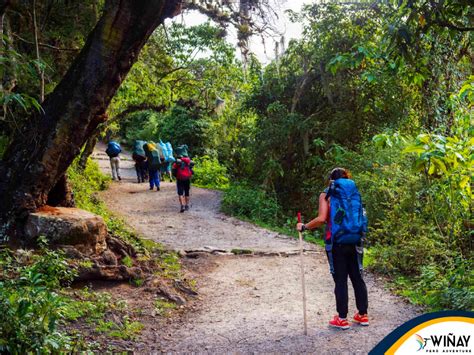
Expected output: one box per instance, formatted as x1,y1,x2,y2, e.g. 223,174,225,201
192,155,230,189
220,119,474,311
221,183,281,225
0,245,153,352
0,246,78,353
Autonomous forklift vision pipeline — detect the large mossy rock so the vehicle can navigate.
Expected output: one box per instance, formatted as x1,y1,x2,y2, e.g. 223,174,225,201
24,206,107,255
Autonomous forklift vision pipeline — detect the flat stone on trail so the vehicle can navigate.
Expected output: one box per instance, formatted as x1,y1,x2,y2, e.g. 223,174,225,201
25,206,107,255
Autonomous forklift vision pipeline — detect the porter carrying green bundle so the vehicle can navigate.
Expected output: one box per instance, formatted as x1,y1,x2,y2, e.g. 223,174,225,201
132,140,147,183
175,144,189,158
143,142,163,191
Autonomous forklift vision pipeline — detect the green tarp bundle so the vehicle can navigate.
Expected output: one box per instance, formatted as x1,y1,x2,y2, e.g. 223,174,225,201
175,144,189,157
132,140,147,159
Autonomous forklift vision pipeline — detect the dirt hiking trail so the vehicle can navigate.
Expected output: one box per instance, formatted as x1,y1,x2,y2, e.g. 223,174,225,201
94,144,420,353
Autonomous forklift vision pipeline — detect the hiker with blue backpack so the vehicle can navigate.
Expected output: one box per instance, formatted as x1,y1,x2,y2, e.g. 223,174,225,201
159,141,175,183
105,141,122,181
297,168,369,330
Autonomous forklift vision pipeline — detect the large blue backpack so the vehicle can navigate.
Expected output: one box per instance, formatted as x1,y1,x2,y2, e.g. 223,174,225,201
106,141,121,157
326,178,367,245
159,140,176,163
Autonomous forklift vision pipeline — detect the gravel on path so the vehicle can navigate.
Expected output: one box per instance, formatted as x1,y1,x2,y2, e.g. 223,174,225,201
94,143,420,353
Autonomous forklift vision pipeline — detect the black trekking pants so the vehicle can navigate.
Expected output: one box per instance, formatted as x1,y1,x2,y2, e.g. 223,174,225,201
330,244,368,318
135,161,147,182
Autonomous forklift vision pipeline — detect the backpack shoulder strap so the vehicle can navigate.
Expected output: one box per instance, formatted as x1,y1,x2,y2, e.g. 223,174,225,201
325,182,335,201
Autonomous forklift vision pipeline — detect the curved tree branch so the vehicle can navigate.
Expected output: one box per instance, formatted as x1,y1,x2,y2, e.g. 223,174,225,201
113,103,167,122
183,1,235,27
433,19,474,32
12,32,80,51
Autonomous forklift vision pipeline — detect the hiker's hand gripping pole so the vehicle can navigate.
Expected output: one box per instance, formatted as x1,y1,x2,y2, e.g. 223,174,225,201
298,212,308,336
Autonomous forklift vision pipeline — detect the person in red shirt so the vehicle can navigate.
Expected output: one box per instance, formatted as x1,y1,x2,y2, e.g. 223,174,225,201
172,156,194,213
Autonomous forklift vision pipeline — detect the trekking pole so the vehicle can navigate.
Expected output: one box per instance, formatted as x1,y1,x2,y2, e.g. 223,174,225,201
297,212,308,336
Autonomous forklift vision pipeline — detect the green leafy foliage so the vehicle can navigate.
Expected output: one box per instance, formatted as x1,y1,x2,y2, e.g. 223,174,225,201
110,21,248,148
415,257,474,310
0,247,77,353
121,256,133,268
0,1,97,143
353,131,471,310
154,298,177,316
223,3,472,311
156,251,181,279
393,256,474,311
61,288,118,323
221,184,281,225
95,317,143,340
158,106,211,156
68,158,110,208
192,155,229,189
119,106,211,157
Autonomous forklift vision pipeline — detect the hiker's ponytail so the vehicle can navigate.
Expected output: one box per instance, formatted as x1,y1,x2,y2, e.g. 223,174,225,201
328,167,351,184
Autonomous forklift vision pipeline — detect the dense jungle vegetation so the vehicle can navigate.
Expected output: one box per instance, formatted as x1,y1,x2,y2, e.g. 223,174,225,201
112,2,472,310
0,1,472,349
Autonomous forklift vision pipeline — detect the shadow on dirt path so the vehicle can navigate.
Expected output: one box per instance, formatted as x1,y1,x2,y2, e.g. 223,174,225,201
93,143,420,353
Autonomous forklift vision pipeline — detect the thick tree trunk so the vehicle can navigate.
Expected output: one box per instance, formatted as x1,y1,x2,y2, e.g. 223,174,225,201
0,0,182,242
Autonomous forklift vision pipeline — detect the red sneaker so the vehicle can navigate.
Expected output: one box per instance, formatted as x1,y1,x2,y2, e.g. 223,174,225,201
329,315,350,330
353,313,369,326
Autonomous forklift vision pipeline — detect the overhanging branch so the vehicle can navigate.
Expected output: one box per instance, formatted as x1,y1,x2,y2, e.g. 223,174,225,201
12,32,80,51
433,19,474,32
112,103,167,122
